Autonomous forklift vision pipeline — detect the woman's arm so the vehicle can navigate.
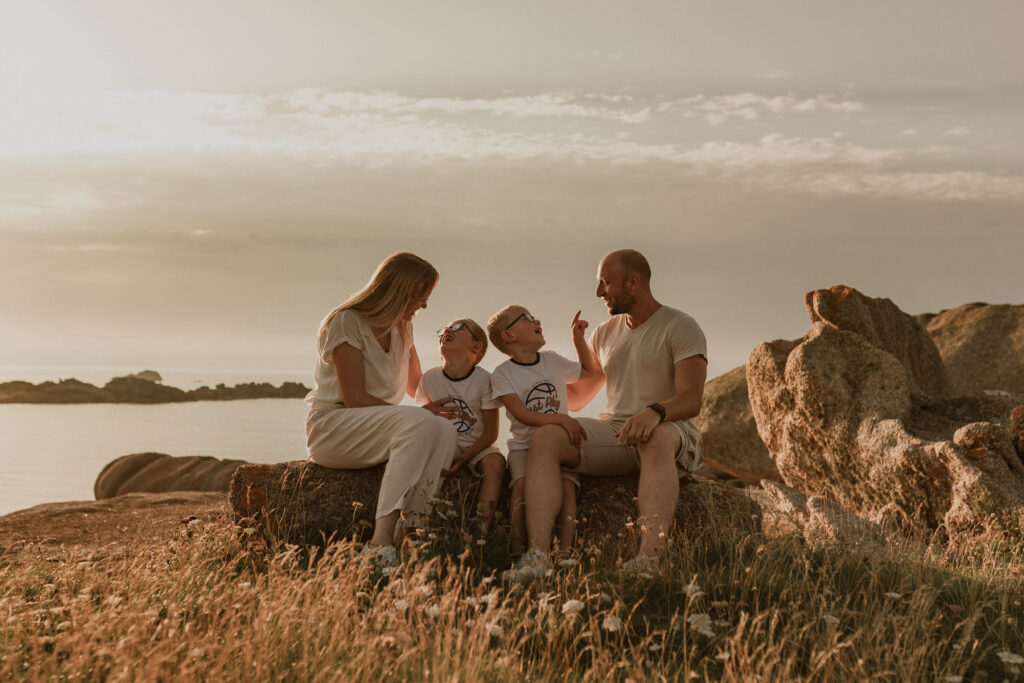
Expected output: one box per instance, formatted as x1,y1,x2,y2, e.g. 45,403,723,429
407,343,423,398
331,343,391,408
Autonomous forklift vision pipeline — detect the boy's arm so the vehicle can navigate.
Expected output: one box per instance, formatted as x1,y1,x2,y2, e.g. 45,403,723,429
449,408,499,473
497,394,586,448
567,310,605,411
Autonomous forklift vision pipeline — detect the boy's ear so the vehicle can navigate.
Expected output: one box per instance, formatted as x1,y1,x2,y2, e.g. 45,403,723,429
470,340,483,357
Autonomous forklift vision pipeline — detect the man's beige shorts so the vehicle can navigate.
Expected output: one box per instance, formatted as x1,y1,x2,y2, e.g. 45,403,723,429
507,449,581,488
567,417,701,477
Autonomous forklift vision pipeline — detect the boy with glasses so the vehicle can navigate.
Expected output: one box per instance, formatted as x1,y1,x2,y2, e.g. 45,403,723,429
415,318,504,532
486,304,603,558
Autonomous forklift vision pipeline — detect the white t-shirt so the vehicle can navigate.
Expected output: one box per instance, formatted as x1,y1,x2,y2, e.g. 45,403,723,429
490,350,582,452
305,308,411,411
415,366,501,450
589,304,707,442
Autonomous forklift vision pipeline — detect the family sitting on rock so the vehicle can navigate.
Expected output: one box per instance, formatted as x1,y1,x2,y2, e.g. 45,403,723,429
304,248,707,581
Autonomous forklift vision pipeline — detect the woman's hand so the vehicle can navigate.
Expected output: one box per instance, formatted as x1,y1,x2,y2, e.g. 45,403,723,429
422,396,455,418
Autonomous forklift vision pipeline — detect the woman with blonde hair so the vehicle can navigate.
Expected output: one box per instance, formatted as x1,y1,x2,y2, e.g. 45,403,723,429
305,252,456,568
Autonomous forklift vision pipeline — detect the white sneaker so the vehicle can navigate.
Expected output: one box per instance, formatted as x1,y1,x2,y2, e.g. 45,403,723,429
619,554,659,578
501,548,551,584
360,544,400,569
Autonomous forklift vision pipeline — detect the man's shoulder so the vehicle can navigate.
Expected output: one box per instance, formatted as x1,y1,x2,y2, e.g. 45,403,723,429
655,305,703,332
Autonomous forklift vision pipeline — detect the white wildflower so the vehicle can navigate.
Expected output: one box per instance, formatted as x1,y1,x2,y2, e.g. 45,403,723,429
238,582,251,589
649,642,661,652
884,592,902,599
683,581,703,598
686,613,716,637
417,585,433,597
823,614,840,625
423,605,441,618
104,596,122,606
599,592,613,604
711,600,729,608
243,527,256,536
393,599,409,613
944,676,964,683
558,559,579,568
481,577,494,585
475,539,486,546
561,599,585,615
488,623,504,637
537,592,551,600
715,651,730,661
997,651,1024,665
189,647,203,658
188,518,200,526
602,615,623,632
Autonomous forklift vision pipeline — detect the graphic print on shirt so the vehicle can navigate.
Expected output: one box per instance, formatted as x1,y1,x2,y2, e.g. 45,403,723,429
525,381,560,414
449,397,477,434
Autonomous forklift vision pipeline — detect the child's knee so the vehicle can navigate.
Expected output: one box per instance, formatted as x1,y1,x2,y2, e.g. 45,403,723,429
477,453,505,477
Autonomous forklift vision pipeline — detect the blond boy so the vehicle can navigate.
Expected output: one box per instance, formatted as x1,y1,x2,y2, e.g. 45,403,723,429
487,305,603,557
415,318,504,530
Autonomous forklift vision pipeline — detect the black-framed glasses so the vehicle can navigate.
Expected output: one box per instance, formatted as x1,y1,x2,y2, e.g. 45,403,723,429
437,322,480,341
503,312,536,331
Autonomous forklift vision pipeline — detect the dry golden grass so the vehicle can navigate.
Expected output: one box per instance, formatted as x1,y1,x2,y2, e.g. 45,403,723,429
2,499,1023,681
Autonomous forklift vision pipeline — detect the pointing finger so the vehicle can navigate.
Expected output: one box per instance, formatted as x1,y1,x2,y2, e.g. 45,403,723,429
571,310,581,326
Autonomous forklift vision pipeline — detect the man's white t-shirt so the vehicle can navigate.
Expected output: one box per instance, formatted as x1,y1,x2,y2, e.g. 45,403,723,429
415,366,501,451
589,305,707,447
305,308,411,411
490,350,582,452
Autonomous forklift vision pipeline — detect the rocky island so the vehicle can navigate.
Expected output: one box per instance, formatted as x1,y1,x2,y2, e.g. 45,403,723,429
0,373,309,404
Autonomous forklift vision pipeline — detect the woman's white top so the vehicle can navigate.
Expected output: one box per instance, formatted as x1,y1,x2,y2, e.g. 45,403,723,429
305,308,411,411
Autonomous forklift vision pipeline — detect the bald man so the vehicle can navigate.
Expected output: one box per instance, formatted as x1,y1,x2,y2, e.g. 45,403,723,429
510,249,707,580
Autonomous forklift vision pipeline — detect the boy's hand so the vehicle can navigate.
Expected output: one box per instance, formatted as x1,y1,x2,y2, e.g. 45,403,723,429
447,452,472,475
557,414,587,449
570,310,589,341
423,397,455,419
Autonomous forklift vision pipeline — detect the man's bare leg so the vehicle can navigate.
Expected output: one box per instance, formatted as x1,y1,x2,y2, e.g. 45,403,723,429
635,427,681,558
525,425,581,553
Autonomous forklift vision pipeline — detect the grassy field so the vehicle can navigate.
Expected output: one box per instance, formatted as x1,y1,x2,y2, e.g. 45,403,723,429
2,498,1023,681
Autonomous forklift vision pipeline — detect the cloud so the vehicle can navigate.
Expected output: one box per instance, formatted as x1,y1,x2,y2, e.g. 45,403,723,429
659,93,865,125
1,88,1021,206
943,126,972,137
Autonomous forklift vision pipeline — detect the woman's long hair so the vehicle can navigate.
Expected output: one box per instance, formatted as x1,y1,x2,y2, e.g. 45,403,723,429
319,252,438,341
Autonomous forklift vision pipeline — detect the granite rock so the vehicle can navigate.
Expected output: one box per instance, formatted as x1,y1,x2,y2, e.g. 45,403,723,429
229,461,761,550
918,302,1024,396
95,452,248,499
748,286,1024,542
695,365,779,483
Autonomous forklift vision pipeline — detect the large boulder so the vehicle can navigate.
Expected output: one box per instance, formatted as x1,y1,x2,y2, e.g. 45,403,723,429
95,452,248,499
806,284,949,400
695,365,779,483
229,461,760,551
917,302,1024,396
748,286,1024,541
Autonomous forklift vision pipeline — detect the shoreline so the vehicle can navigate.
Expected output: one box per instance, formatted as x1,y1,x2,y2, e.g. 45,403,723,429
0,377,310,405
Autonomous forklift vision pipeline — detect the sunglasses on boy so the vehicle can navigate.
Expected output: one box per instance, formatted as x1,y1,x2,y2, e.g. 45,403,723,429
503,312,536,331
436,322,481,342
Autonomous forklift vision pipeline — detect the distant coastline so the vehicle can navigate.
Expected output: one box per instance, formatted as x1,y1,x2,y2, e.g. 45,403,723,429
0,375,310,404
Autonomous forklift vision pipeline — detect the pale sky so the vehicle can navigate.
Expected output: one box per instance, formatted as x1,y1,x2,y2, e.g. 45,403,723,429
2,0,1022,381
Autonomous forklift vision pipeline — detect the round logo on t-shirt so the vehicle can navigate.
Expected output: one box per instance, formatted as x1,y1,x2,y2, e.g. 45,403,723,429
525,381,559,414
450,396,475,433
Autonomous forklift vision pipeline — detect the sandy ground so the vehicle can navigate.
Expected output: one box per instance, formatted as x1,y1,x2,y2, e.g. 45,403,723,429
0,492,229,567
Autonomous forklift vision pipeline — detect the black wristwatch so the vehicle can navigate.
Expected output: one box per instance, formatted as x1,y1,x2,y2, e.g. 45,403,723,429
647,402,667,423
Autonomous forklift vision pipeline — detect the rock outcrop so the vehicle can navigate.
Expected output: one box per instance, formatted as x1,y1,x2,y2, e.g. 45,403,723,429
751,480,887,551
695,365,779,483
95,453,248,499
748,285,1024,541
229,461,761,549
917,302,1024,396
0,378,309,404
